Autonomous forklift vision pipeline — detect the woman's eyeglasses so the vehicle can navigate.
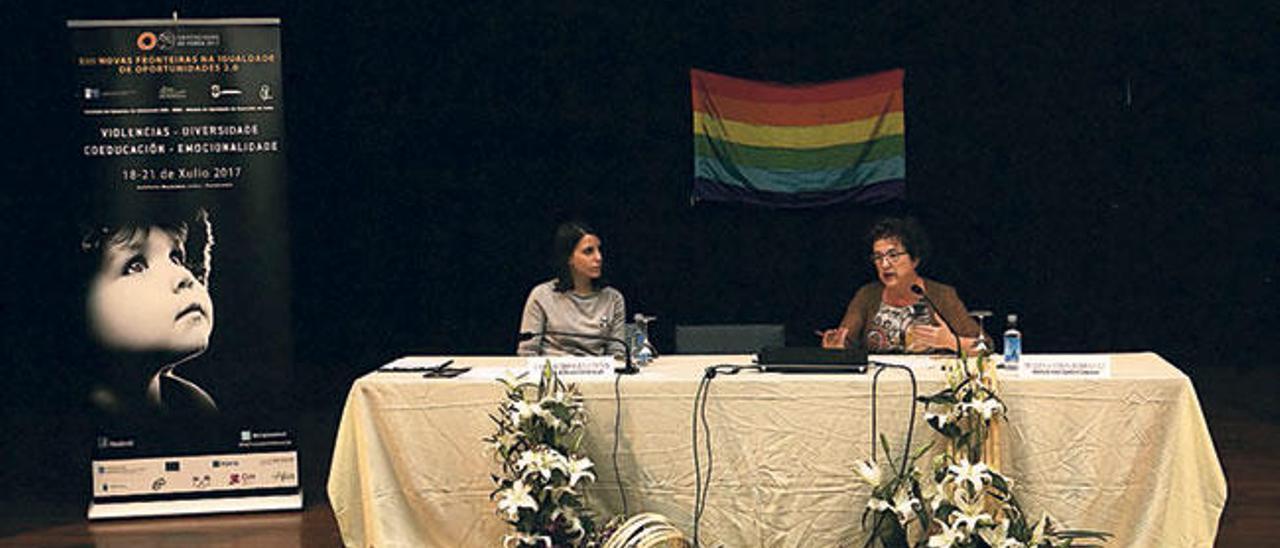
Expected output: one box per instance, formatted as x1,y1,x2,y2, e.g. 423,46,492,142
870,250,908,265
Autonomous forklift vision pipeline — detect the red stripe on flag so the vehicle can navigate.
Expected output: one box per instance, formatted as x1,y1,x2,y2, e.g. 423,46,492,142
690,68,904,103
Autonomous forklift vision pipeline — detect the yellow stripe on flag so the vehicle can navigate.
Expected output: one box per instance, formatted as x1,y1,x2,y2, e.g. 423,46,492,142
693,111,904,150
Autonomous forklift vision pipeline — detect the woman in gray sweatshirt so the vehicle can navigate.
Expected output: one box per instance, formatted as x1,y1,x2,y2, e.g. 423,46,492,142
517,222,626,356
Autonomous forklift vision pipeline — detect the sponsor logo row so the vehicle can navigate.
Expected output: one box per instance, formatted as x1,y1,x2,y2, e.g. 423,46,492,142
93,451,298,497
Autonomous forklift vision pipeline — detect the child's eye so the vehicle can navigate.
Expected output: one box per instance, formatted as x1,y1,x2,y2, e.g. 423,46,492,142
123,256,147,275
170,249,185,265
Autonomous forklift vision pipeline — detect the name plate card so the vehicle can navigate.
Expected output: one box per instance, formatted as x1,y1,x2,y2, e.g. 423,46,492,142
1019,354,1112,378
526,356,617,378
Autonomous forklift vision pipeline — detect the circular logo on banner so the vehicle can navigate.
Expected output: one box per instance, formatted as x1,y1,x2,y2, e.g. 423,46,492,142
157,30,176,50
136,32,158,51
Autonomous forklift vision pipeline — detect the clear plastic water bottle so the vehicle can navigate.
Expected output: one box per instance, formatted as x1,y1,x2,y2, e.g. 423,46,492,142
632,314,656,367
1003,314,1022,370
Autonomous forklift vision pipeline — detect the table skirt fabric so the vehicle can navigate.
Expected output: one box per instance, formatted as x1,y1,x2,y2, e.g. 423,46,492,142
327,353,1226,547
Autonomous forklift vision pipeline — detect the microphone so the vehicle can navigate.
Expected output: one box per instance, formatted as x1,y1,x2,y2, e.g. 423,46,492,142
910,284,963,358
518,330,637,374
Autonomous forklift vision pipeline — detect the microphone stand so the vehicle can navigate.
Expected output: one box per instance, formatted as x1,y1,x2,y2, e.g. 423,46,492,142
519,330,638,374
910,284,964,360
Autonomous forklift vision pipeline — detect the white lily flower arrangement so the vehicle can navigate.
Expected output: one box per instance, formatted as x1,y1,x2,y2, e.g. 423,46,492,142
487,363,600,547
487,364,693,548
858,351,1110,547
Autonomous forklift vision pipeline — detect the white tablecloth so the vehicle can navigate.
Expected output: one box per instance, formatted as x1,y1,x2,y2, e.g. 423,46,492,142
327,353,1226,547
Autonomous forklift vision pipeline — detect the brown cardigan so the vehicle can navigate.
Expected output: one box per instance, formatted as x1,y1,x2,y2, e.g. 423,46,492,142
837,278,984,351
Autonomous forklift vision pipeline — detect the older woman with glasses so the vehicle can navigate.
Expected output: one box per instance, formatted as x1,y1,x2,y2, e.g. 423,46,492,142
820,217,986,354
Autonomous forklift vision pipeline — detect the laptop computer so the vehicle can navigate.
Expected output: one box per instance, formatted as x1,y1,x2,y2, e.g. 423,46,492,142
756,347,868,374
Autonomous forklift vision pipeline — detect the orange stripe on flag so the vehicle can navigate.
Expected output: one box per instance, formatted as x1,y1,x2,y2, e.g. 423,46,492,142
692,88,903,127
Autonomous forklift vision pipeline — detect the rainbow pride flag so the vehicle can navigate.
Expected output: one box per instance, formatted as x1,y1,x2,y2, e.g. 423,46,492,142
691,68,905,207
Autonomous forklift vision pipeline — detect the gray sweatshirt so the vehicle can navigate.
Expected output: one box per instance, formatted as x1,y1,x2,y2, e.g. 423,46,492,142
516,280,626,357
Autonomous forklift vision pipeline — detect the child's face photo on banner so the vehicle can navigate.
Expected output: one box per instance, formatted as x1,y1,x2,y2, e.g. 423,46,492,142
86,226,214,356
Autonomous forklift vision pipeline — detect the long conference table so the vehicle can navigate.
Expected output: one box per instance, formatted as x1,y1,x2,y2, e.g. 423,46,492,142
327,353,1226,547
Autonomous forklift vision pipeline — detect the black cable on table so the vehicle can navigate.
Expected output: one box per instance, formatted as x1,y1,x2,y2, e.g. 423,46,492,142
691,372,711,547
869,362,918,474
862,361,920,548
698,370,713,529
612,370,630,517
690,364,761,547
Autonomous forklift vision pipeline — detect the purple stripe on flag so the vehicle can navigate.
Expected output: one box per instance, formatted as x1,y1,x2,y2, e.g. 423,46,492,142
693,177,904,208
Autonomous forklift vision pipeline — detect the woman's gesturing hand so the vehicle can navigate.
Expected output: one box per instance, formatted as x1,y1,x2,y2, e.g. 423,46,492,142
820,327,850,349
908,323,956,351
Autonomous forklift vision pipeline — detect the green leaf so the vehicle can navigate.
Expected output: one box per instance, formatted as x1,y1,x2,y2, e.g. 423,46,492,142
989,473,1010,492
1054,530,1113,540
918,390,958,405
910,441,935,461
879,434,898,472
913,505,930,537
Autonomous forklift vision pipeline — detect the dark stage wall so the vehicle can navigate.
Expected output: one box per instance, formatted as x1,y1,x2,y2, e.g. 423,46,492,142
3,1,1279,504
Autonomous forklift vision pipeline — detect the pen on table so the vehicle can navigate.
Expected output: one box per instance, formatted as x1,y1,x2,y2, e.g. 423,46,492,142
423,359,454,377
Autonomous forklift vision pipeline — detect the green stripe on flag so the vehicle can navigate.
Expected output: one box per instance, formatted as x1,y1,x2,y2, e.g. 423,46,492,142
694,133,903,171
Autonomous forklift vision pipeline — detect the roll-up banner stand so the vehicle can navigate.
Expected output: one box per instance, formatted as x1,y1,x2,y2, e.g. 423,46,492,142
67,17,300,519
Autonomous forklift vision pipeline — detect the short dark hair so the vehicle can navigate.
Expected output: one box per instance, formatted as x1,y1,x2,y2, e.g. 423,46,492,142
78,208,213,288
866,216,930,268
551,221,605,292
